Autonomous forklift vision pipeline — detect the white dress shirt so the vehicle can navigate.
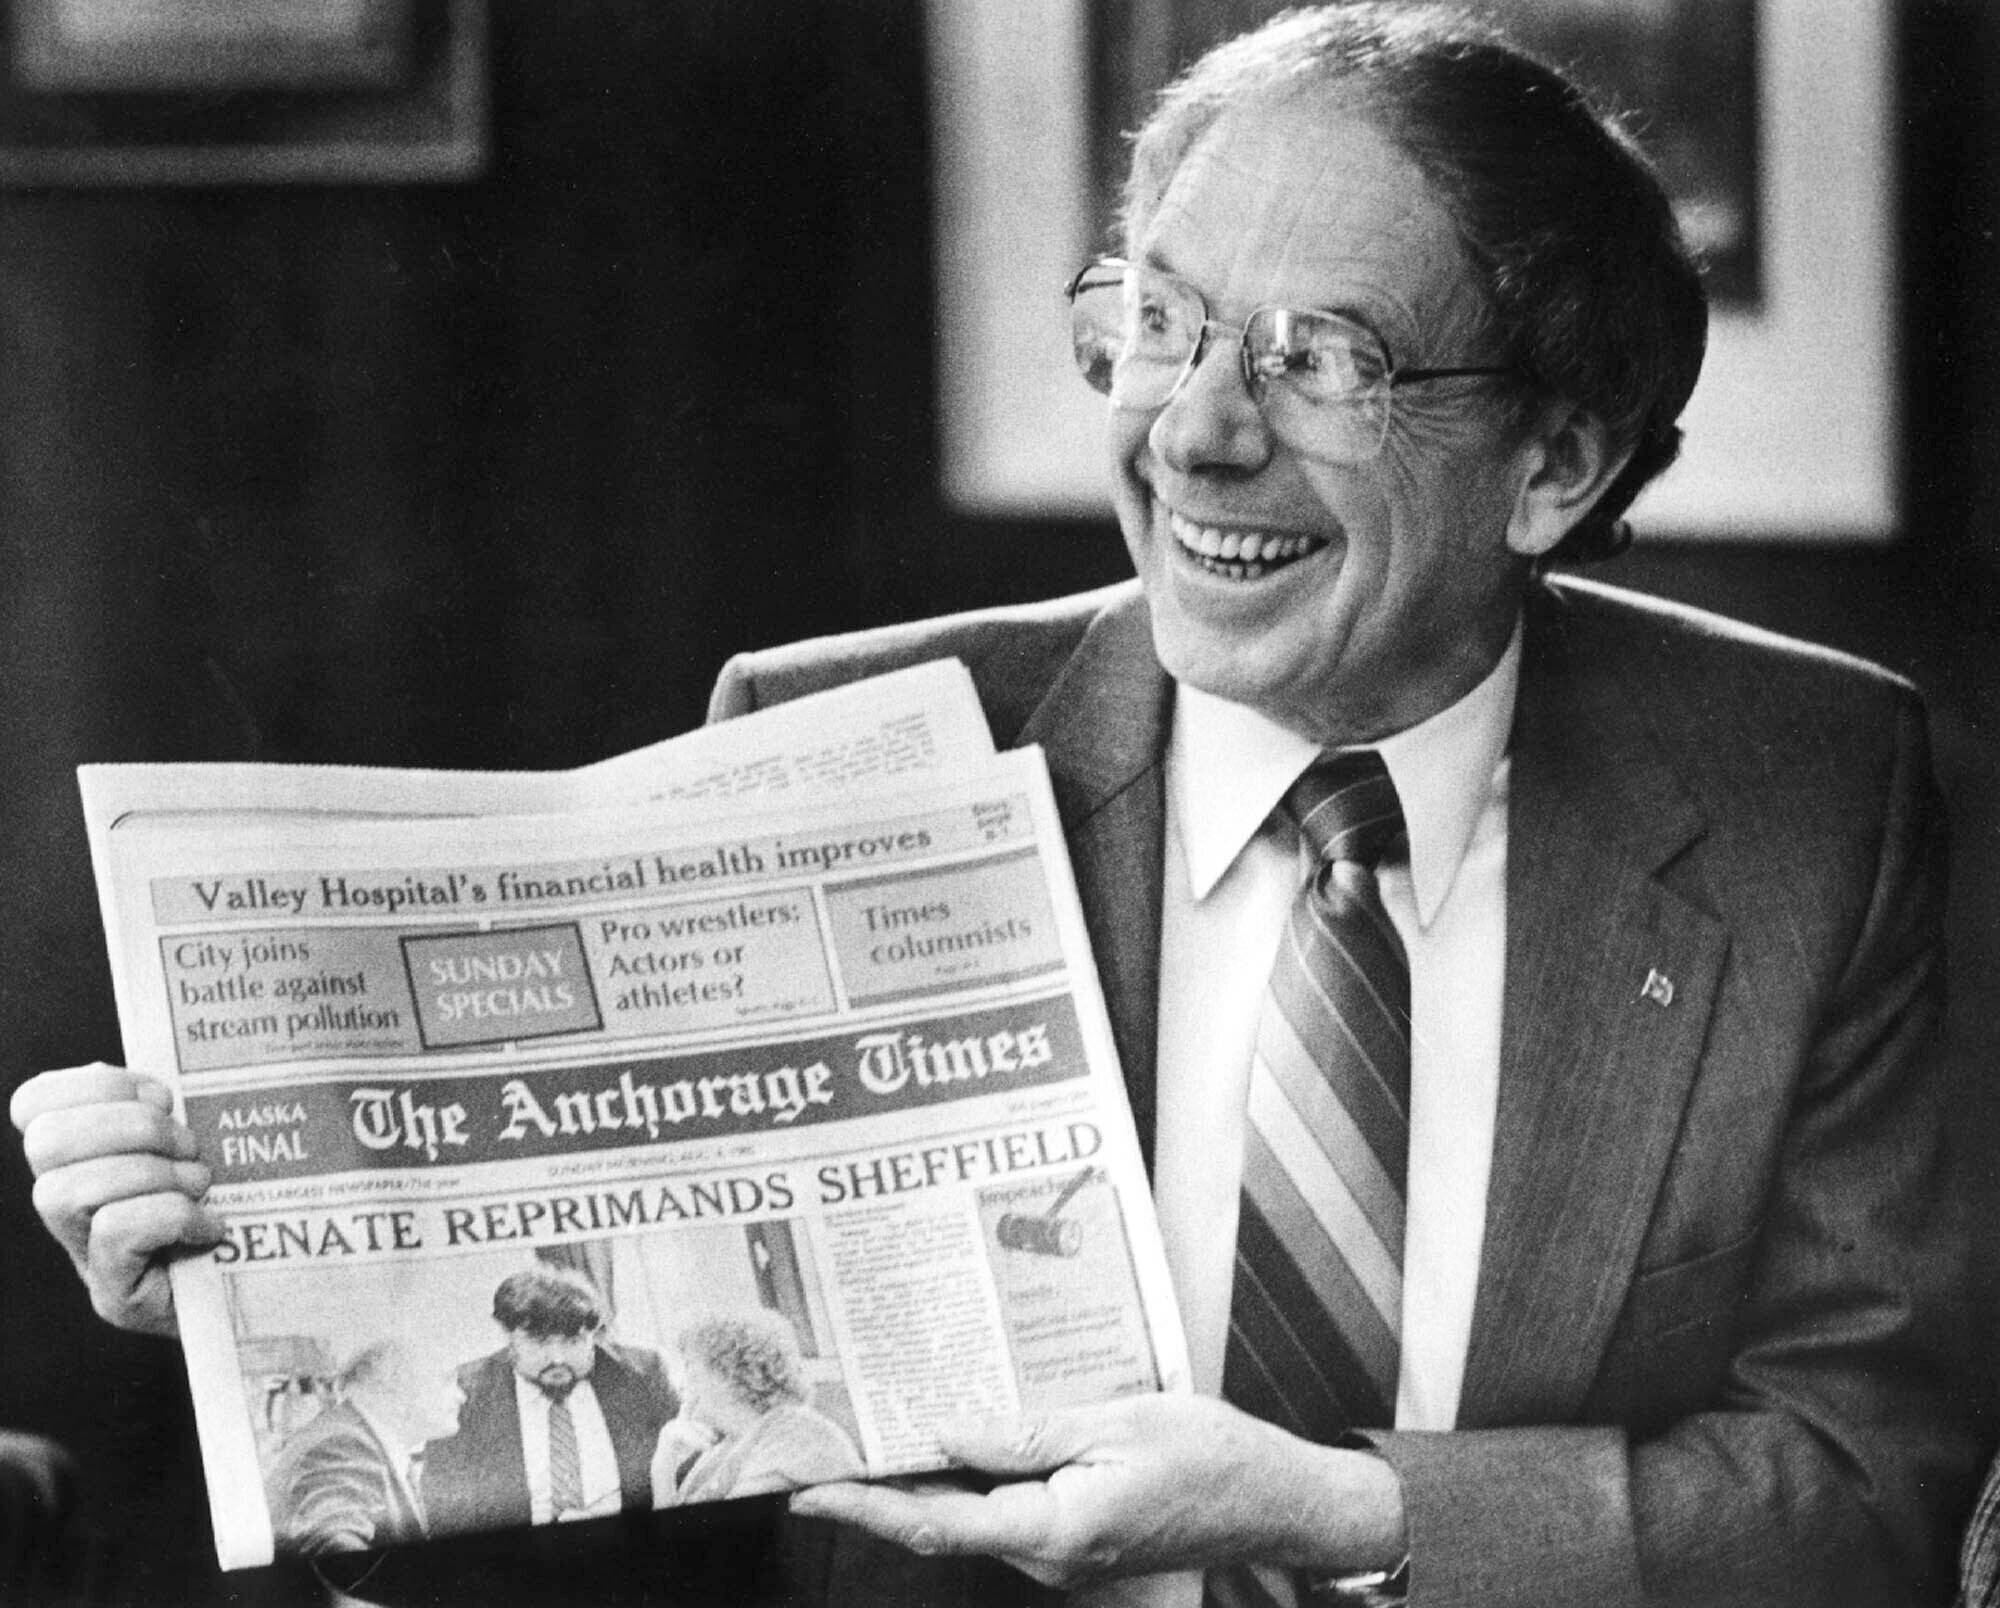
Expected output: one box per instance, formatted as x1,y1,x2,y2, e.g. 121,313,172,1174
1154,627,1520,1428
511,1371,623,1522
1102,636,1516,1608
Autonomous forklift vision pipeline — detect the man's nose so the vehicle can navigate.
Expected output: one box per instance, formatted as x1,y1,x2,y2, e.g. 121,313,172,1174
1147,326,1273,475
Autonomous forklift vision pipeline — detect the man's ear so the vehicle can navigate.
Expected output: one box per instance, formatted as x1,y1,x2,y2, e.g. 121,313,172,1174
1505,402,1633,559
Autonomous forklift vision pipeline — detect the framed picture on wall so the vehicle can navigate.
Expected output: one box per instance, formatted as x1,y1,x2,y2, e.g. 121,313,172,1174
0,0,486,185
929,0,1896,541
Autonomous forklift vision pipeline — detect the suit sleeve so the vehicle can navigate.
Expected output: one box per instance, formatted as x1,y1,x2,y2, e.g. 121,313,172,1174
419,1428,477,1540
419,1365,499,1541
279,1425,396,1558
706,654,761,723
1370,694,1980,1608
636,1346,680,1425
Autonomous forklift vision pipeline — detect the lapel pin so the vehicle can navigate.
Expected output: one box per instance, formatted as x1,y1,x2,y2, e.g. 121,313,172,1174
1640,967,1675,1007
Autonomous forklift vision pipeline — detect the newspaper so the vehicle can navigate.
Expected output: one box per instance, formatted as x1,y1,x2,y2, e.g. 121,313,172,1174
79,662,1190,1571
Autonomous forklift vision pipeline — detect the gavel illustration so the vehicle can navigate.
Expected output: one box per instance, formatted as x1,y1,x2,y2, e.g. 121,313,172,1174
995,1164,1098,1258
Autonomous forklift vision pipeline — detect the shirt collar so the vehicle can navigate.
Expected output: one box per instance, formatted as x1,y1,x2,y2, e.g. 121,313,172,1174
1170,621,1522,927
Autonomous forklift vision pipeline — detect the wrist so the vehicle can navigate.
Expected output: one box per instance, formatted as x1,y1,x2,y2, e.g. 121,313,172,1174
1282,1437,1408,1576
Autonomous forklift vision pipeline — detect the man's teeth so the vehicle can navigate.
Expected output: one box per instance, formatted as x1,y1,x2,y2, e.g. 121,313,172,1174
1169,512,1318,576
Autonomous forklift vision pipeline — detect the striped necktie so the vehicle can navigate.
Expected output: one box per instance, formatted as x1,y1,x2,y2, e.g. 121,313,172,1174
546,1385,583,1516
1224,748,1410,1441
1210,752,1410,1608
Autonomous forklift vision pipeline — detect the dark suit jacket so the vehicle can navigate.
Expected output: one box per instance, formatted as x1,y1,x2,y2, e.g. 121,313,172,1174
420,1341,679,1539
0,1431,75,1602
270,1401,424,1559
705,575,1983,1608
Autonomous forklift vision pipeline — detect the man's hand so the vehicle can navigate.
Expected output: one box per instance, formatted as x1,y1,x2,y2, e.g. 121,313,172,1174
650,1414,722,1506
787,1394,1405,1589
10,1063,224,1336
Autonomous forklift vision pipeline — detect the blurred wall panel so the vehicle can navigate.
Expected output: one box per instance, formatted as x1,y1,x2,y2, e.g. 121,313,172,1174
0,3,959,1599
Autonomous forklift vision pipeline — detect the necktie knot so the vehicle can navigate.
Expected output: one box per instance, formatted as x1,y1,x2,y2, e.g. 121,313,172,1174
1282,750,1404,870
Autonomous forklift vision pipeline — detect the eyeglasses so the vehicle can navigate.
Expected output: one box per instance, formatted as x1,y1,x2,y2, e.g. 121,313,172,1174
1065,257,1513,462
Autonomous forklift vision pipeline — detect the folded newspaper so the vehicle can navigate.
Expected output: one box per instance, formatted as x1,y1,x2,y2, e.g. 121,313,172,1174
79,660,1191,1570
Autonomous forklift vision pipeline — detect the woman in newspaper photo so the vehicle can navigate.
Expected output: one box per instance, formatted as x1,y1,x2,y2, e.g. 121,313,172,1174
653,1308,863,1506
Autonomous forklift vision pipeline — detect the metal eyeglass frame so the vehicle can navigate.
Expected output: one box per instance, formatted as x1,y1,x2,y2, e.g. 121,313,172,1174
1065,256,1514,454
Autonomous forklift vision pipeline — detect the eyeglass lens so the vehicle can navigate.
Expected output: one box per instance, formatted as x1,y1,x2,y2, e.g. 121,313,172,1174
1068,262,1395,460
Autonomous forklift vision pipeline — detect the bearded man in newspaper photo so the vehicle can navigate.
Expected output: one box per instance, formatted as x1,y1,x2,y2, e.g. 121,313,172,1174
419,1267,678,1539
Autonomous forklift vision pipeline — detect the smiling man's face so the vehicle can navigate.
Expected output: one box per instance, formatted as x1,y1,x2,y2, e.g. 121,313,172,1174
1114,94,1543,744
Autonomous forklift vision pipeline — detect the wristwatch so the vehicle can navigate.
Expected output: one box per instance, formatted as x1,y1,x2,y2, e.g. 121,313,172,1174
1299,1432,1409,1605
1298,1553,1410,1606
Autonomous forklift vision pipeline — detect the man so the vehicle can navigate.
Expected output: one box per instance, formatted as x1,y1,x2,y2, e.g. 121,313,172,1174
8,6,1982,1605
271,1338,462,1559
744,10,1977,1605
420,1267,678,1540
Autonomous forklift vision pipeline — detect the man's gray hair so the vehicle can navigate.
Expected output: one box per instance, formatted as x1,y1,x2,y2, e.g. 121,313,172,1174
334,1337,413,1396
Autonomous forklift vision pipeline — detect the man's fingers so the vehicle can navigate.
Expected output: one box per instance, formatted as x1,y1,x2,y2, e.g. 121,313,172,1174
10,1064,171,1131
19,1099,197,1175
31,1153,213,1264
14,1062,215,1340
12,1063,221,1339
935,1411,1097,1476
790,1477,1057,1561
82,1191,224,1333
788,1412,1110,1568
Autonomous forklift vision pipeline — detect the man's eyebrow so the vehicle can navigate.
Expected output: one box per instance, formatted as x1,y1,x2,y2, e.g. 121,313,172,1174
1135,246,1391,344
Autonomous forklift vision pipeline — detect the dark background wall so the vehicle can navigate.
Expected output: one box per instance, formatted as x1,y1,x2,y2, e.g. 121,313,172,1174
0,2,1994,1602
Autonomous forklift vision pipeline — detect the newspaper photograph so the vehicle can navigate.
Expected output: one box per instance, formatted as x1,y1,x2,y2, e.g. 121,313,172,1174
82,718,1190,1571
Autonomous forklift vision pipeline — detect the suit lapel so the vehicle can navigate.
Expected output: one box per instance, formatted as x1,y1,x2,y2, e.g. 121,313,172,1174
1016,588,1172,1172
592,1348,652,1504
1458,582,1729,1426
481,1354,534,1524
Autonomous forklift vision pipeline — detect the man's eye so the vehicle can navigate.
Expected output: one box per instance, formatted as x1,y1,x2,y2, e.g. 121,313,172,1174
1246,348,1293,381
1293,337,1370,394
1250,343,1336,384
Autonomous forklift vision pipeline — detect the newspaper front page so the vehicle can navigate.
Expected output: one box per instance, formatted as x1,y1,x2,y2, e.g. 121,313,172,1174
80,672,1189,1571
